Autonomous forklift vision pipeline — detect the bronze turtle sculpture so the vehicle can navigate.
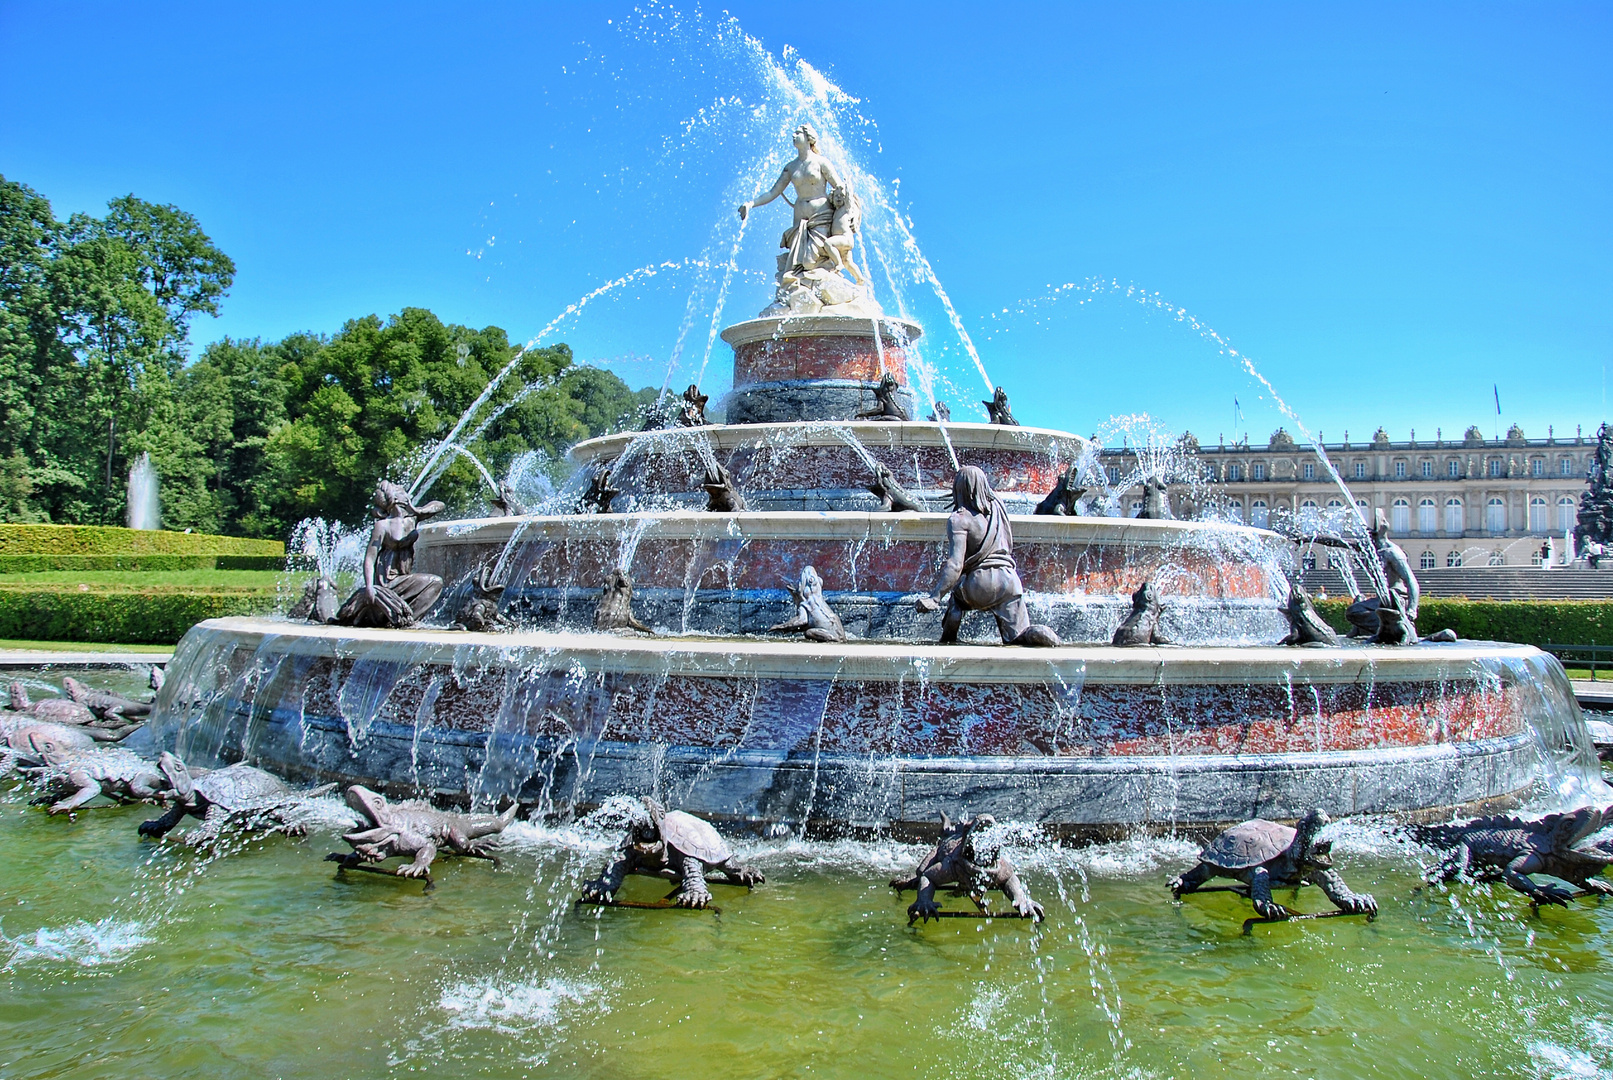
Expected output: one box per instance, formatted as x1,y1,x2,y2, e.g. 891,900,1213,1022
580,796,763,909
1170,809,1377,920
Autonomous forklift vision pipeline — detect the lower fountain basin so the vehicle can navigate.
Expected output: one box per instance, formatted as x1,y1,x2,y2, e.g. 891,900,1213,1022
151,618,1579,835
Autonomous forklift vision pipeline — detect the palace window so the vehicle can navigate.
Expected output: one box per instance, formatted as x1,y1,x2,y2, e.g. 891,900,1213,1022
1561,456,1574,477
1447,550,1463,567
1227,500,1243,522
1129,500,1143,518
1300,499,1320,528
1445,497,1464,535
1421,460,1433,478
1226,463,1242,482
1420,551,1437,570
1354,462,1366,479
1488,458,1503,478
1531,458,1544,478
1418,498,1437,534
1251,500,1269,528
1355,498,1369,524
1106,466,1120,485
1252,463,1266,481
1559,496,1577,532
1301,554,1317,572
1448,459,1460,478
1302,462,1315,481
1391,498,1411,534
1488,550,1505,566
1486,497,1506,534
1394,461,1407,479
1528,497,1547,533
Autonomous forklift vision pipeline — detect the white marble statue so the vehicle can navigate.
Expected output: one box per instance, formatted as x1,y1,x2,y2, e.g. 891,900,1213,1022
738,124,879,317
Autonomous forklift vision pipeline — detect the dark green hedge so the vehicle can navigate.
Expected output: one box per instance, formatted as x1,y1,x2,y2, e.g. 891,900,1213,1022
1315,599,1613,648
0,525,282,557
0,587,279,644
0,554,285,573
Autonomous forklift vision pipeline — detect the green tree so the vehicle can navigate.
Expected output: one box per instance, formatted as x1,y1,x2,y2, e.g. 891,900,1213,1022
262,309,575,524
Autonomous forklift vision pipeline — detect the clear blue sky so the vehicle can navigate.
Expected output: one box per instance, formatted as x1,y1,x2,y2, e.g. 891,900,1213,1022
3,2,1608,444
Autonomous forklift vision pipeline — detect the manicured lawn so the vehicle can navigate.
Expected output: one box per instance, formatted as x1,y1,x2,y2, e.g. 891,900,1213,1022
0,638,174,653
0,569,289,590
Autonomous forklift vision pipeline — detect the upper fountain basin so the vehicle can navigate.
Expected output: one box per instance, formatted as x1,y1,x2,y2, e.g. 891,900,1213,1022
568,421,1089,513
717,314,923,423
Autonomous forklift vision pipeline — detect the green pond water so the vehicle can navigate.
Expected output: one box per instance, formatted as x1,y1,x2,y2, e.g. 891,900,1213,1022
2,671,1611,1080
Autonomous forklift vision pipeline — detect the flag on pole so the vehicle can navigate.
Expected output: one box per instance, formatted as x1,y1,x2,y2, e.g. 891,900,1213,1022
1234,397,1244,424
1494,385,1501,415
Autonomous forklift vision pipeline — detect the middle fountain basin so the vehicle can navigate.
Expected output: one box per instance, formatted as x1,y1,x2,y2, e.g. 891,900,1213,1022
417,511,1294,645
155,618,1554,837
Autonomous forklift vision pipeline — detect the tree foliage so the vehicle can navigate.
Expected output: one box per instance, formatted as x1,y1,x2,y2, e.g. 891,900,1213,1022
0,175,657,538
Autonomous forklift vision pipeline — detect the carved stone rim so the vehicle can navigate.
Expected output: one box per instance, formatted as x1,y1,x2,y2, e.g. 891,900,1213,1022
570,420,1089,466
415,508,1284,551
187,616,1541,686
719,314,924,348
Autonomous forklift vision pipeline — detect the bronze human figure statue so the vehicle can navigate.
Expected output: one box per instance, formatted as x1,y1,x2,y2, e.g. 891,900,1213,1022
333,481,446,628
983,387,1018,426
927,401,951,422
857,373,909,422
1368,508,1419,642
915,467,1060,647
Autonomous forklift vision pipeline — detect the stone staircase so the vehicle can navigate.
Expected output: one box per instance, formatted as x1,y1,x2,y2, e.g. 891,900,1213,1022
1297,564,1613,600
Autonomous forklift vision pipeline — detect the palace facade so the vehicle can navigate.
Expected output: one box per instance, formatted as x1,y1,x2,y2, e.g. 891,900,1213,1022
1099,423,1591,568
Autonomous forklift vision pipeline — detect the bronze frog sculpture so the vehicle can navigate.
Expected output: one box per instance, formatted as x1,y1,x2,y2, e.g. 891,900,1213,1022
891,812,1044,923
768,565,847,643
330,785,517,878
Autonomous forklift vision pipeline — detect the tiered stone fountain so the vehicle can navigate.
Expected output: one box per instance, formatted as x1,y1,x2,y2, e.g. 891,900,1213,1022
149,131,1598,835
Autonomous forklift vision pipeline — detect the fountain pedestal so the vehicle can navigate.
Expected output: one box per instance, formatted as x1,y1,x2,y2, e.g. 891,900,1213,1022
722,314,923,423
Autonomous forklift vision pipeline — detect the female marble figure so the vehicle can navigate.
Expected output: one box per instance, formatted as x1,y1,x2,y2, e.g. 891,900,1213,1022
334,481,447,628
739,124,846,278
